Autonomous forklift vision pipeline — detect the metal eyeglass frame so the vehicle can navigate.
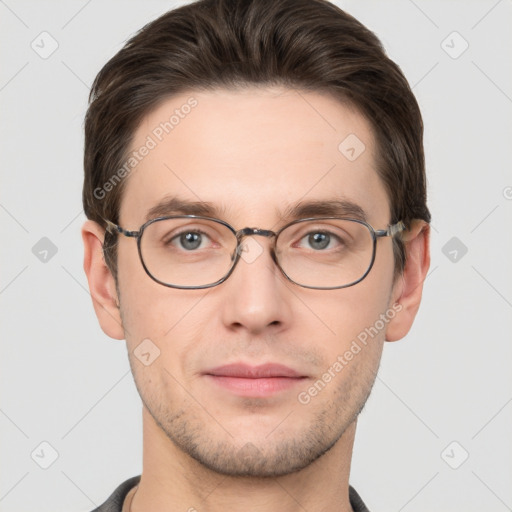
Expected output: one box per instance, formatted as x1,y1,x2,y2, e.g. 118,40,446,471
104,215,406,290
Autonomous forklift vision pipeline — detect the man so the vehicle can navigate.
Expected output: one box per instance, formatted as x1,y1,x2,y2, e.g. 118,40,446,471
81,0,430,510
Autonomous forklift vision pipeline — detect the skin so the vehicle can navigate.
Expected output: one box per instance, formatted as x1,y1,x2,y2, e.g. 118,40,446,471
82,86,430,512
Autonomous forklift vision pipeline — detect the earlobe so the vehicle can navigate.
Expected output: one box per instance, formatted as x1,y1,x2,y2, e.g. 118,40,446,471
385,220,430,342
82,220,125,340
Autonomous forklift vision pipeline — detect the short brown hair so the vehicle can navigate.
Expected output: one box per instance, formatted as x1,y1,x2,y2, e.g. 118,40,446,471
83,0,431,280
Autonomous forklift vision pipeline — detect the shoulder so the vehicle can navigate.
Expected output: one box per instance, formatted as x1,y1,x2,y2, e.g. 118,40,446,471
349,485,371,512
89,475,141,512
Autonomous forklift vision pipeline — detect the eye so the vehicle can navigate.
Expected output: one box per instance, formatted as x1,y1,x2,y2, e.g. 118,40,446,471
297,230,344,251
306,232,330,250
168,229,212,251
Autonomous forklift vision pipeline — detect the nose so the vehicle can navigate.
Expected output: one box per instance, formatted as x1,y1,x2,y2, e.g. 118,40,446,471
219,235,292,335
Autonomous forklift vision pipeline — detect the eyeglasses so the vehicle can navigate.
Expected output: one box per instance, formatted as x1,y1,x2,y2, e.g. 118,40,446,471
104,215,405,290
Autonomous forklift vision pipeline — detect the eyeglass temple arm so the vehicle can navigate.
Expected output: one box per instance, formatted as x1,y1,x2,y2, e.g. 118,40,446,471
103,219,139,238
375,220,406,238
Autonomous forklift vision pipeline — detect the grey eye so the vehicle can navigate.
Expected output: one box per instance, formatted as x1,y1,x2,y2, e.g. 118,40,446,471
179,232,203,250
307,232,330,250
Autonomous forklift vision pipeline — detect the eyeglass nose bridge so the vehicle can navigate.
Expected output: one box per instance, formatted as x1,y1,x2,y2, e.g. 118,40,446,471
233,227,279,261
236,227,277,239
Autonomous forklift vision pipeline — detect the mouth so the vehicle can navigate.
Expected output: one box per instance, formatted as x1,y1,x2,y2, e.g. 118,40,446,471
203,363,308,397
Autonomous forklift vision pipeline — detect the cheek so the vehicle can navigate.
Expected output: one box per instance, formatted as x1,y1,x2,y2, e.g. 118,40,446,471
120,286,205,342
117,262,211,376
310,254,396,357
116,238,177,338
115,235,214,367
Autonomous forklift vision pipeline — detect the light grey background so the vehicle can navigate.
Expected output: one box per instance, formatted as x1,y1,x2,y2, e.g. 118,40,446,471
1,1,511,511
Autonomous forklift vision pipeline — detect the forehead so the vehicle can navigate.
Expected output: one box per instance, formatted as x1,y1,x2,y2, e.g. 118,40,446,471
120,87,390,227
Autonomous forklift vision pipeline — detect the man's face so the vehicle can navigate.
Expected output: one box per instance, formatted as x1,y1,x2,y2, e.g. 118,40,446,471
115,87,400,477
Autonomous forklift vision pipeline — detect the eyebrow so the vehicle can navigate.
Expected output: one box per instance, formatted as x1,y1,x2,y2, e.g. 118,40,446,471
144,196,227,222
144,195,368,224
281,199,367,223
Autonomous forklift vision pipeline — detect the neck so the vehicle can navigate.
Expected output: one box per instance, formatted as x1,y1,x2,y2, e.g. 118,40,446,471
131,406,357,512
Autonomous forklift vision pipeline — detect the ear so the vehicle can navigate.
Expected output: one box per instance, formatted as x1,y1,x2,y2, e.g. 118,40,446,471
81,220,125,340
385,220,430,342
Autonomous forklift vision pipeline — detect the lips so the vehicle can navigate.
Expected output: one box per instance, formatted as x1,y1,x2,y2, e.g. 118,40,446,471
203,363,307,397
205,363,304,378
